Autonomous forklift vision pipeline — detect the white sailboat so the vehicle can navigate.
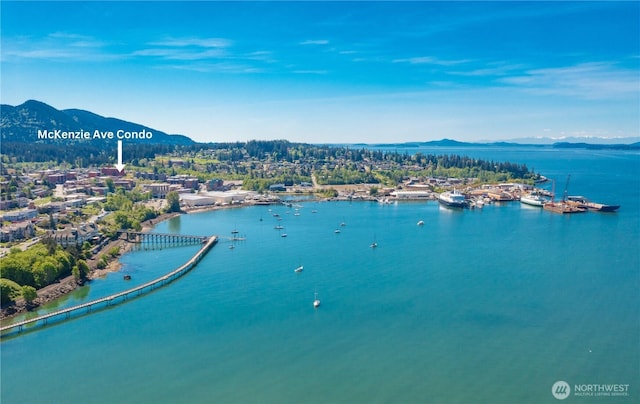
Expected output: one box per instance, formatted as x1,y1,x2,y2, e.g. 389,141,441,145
313,291,321,308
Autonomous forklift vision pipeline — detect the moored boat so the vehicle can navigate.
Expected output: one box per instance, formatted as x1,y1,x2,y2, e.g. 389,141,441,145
520,193,548,207
438,190,467,208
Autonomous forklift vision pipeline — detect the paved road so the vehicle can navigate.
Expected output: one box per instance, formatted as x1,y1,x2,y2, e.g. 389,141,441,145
0,237,41,258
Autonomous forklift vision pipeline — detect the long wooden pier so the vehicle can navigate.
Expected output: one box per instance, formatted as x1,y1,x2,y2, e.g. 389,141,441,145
0,235,218,337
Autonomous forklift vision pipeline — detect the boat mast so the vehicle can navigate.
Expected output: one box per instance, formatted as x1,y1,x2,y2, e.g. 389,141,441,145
562,175,571,202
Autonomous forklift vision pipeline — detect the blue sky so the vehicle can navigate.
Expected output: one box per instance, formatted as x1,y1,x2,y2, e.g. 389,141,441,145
2,1,638,143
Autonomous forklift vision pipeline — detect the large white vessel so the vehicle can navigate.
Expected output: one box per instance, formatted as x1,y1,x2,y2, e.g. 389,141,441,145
438,190,467,208
520,193,547,207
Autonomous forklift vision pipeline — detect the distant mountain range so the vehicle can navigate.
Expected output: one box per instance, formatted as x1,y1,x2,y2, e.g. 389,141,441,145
360,138,640,150
1,100,194,145
2,100,637,151
489,136,640,145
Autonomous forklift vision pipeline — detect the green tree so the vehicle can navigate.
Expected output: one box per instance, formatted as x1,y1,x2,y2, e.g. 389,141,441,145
113,211,133,230
105,178,115,193
165,191,181,213
21,285,37,304
76,260,89,281
0,278,21,305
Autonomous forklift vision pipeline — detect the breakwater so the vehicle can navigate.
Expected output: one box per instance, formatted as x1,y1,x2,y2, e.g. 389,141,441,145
0,236,217,337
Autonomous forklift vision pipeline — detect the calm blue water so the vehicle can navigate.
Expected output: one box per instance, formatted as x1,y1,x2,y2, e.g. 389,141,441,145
2,147,638,403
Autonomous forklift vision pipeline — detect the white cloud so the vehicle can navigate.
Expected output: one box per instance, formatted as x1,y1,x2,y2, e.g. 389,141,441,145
1,32,117,62
448,63,526,77
148,37,232,48
292,70,328,75
160,62,264,74
300,39,330,45
133,37,234,60
392,56,470,66
499,62,639,99
132,47,226,61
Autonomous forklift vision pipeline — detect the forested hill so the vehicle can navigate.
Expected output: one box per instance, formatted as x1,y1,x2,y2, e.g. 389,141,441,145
0,100,193,145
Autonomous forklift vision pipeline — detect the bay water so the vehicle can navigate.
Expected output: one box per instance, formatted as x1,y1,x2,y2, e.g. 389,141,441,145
1,147,638,403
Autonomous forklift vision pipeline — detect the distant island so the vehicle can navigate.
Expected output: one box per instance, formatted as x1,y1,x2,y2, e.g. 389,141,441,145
355,138,640,151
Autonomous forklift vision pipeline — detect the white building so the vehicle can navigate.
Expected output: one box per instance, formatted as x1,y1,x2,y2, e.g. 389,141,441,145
179,194,216,207
202,190,256,205
391,190,433,200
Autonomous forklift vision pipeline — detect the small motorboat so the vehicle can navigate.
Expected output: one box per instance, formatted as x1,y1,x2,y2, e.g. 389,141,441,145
294,265,304,273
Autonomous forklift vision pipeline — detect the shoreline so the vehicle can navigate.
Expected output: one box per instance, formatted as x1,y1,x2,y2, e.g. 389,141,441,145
0,211,182,321
0,201,277,322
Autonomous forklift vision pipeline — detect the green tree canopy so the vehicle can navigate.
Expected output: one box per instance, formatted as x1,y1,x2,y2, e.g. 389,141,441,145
165,191,181,213
0,278,22,305
21,285,37,303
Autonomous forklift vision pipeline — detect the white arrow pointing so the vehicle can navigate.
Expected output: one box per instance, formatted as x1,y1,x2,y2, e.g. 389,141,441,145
115,140,125,172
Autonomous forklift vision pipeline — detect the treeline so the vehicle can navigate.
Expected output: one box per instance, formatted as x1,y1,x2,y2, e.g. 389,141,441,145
0,241,90,305
2,139,536,182
200,141,535,180
0,142,204,165
101,189,159,237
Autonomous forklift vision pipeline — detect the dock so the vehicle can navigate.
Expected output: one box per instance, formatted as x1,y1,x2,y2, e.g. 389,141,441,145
118,231,208,246
0,235,218,337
